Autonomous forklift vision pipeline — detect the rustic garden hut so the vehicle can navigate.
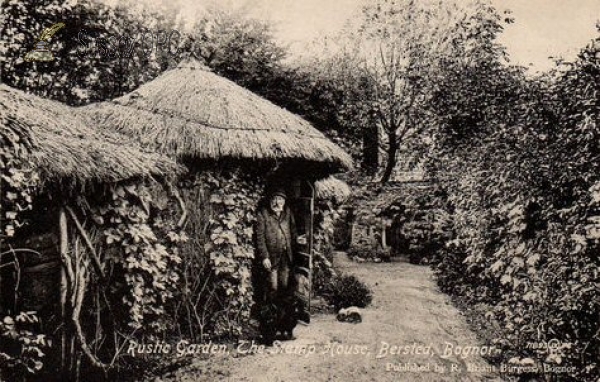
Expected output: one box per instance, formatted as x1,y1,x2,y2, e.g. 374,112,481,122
0,85,176,189
81,59,352,175
313,175,352,265
315,176,352,204
80,59,353,338
0,84,180,376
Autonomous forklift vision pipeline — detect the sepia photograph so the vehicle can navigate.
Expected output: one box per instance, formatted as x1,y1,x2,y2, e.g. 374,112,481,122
0,0,599,381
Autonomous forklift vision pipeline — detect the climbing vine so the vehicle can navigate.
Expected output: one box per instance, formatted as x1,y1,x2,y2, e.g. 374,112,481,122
89,183,185,333
1,123,38,241
0,312,48,379
1,123,46,378
200,171,263,338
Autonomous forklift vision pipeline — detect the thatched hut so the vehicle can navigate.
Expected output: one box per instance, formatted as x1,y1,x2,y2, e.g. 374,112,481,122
80,59,353,339
315,176,352,204
81,59,352,175
0,85,176,189
1,84,180,377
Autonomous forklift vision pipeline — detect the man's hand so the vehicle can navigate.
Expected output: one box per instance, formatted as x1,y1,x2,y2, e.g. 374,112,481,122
262,258,272,270
297,234,307,245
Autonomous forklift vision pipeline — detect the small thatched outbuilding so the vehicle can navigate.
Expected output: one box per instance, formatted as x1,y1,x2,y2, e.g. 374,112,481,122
1,84,180,376
80,58,352,244
315,176,352,204
0,84,176,189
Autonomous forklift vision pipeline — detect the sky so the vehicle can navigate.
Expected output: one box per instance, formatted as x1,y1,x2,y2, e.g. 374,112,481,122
492,0,600,71
129,0,600,73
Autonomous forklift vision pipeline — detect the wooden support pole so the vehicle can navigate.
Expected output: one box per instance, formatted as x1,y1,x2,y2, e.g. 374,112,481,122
59,207,68,373
307,181,315,314
381,220,388,248
65,206,105,281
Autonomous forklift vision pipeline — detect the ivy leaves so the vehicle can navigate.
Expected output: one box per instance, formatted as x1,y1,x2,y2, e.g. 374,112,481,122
200,171,262,337
432,32,600,381
1,132,38,240
0,312,48,376
91,183,184,332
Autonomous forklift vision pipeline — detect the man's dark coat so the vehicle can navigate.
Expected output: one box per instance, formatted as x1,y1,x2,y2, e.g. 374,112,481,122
254,206,297,268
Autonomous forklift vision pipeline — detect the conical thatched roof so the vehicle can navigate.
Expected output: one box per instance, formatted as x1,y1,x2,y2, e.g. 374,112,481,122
80,59,353,173
0,85,180,187
315,176,351,203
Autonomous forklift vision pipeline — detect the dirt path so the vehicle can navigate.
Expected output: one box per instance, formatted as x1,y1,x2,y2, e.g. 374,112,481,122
155,253,504,382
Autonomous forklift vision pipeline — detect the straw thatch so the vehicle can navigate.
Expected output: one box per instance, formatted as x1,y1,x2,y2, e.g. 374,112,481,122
315,176,351,203
0,85,180,187
80,59,353,173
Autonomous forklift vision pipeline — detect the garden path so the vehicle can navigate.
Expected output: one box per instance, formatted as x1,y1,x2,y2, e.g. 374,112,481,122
153,252,504,382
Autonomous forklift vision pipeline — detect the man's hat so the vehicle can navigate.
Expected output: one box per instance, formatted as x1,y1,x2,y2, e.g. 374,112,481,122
270,188,287,199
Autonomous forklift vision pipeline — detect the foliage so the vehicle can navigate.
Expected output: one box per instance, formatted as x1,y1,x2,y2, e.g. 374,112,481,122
0,0,179,105
321,274,372,311
1,120,38,241
202,171,263,338
0,312,48,379
313,200,340,261
89,183,184,333
429,32,600,381
312,200,340,296
1,111,44,378
169,171,263,340
382,185,453,264
188,5,286,93
286,54,377,166
312,250,338,298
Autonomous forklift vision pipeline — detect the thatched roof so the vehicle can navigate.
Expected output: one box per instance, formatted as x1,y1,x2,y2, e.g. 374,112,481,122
315,176,352,203
80,59,353,173
0,85,180,187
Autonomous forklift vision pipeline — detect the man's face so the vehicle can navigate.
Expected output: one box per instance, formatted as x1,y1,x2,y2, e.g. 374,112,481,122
270,195,286,213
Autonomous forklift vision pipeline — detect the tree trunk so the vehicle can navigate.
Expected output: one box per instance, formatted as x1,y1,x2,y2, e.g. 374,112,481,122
381,133,398,184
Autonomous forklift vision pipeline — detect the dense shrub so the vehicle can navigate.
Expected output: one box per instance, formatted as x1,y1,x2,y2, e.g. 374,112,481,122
332,206,355,250
430,35,600,381
313,199,339,262
312,251,338,298
322,274,372,310
312,196,350,296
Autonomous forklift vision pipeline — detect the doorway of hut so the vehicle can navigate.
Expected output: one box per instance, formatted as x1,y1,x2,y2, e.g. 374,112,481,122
261,170,315,312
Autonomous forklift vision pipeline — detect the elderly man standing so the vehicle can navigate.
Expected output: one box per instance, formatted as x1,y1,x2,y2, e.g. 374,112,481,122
254,188,307,345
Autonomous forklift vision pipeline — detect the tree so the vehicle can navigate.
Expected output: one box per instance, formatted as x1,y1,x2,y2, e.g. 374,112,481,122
430,31,600,381
353,0,509,183
272,37,380,174
0,0,179,105
185,5,286,93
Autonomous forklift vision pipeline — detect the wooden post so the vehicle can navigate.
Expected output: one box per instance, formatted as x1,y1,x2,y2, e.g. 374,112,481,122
307,181,315,313
381,220,388,248
59,208,68,372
